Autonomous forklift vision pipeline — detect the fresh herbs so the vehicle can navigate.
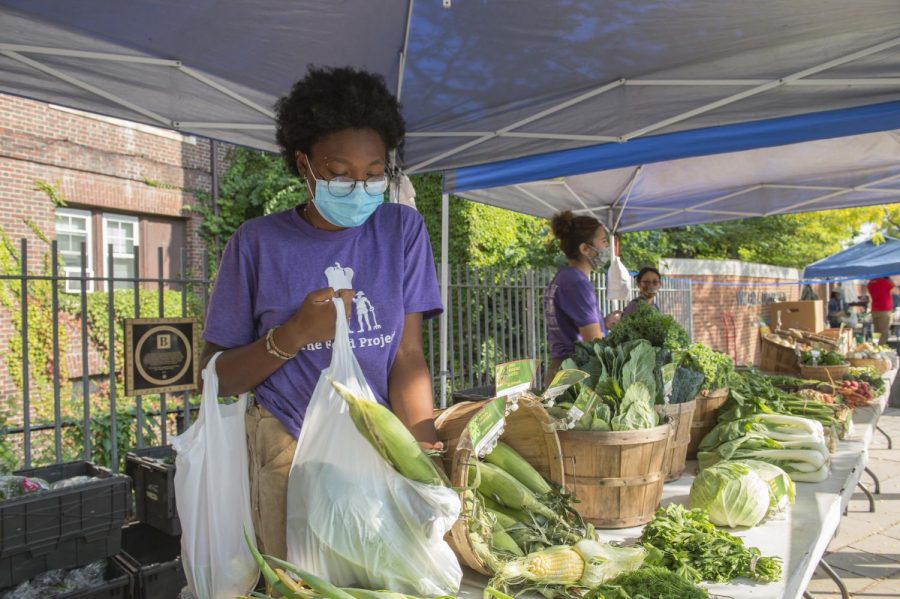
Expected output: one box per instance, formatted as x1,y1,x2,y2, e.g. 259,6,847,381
679,344,734,391
605,302,690,351
640,504,782,583
587,566,709,599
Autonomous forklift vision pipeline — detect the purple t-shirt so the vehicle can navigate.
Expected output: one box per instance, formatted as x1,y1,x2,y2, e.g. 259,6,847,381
544,267,603,359
203,203,442,437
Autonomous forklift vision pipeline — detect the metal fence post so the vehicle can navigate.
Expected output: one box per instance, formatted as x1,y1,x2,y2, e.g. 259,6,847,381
107,244,118,471
20,239,31,468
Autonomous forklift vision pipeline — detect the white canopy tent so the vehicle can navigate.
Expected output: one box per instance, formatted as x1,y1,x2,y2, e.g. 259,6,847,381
4,1,900,407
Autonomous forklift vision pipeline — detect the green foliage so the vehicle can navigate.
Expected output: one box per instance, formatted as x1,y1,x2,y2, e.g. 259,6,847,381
33,180,67,207
65,404,157,471
0,222,70,421
413,172,557,269
61,290,193,376
680,343,735,391
0,410,16,474
606,302,690,351
186,147,308,263
619,204,900,271
588,566,709,599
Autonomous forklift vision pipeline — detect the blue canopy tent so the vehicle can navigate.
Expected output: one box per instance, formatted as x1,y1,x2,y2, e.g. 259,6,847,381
804,237,900,281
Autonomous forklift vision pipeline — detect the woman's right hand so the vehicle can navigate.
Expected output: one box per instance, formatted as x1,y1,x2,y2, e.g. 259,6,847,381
280,287,354,352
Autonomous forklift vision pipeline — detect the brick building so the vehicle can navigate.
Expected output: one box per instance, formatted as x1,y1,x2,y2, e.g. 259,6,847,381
0,92,224,401
662,258,867,366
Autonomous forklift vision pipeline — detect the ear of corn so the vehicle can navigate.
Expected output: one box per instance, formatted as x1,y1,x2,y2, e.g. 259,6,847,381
331,379,449,486
470,461,559,522
265,555,358,599
491,528,525,556
478,493,534,524
571,539,647,587
485,442,552,495
487,507,518,530
492,546,586,587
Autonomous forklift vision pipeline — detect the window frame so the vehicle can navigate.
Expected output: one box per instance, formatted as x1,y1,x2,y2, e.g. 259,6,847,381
101,212,140,290
55,207,94,293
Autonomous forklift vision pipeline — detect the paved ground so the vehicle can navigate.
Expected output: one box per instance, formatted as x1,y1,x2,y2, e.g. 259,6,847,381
805,407,900,598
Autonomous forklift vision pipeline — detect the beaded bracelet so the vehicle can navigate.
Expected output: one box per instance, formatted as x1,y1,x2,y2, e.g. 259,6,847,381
265,326,296,360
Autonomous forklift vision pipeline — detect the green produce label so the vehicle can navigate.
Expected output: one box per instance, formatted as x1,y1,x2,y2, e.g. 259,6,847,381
568,385,602,424
495,359,538,398
468,397,507,456
542,369,589,401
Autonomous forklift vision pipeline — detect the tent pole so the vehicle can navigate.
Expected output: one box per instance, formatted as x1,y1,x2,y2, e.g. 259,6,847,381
439,191,450,408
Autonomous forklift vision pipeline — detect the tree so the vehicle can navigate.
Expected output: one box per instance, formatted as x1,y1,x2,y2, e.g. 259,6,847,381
619,205,900,270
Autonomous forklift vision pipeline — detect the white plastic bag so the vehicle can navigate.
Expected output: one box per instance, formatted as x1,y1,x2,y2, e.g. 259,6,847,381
606,256,632,302
172,353,258,599
286,299,462,596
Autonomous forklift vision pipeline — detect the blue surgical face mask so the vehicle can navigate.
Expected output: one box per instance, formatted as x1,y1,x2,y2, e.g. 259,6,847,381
305,157,386,228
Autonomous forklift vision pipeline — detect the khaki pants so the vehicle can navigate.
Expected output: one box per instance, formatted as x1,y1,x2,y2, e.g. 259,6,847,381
245,404,296,560
873,311,892,344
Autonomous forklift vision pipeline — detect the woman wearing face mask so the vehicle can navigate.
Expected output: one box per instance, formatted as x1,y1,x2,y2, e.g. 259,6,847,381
543,210,610,384
199,66,442,559
622,267,663,317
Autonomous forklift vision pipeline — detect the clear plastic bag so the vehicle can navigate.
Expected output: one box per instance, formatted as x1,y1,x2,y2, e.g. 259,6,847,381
606,256,633,302
285,298,461,596
0,475,49,500
1,560,105,598
172,353,258,599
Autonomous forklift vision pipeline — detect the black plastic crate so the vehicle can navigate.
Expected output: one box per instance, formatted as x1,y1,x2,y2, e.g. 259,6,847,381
115,522,186,599
58,558,130,599
2,558,129,599
125,446,180,536
0,461,131,590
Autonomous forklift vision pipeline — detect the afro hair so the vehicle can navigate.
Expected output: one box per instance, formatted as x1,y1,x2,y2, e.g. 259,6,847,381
274,65,406,176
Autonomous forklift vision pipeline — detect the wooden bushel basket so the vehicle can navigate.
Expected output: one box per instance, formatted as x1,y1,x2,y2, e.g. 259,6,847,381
847,357,891,375
799,363,850,382
433,394,563,575
662,399,697,482
557,421,673,529
759,334,800,375
686,387,729,459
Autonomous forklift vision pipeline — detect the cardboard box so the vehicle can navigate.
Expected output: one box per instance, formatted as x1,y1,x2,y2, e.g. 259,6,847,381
770,300,826,333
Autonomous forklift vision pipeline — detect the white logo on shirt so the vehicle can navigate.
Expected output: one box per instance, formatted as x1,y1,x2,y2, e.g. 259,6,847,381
325,262,354,291
296,263,394,353
352,291,382,333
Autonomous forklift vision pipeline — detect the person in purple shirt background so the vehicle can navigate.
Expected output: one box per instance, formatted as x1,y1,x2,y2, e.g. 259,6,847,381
199,66,442,559
543,210,610,384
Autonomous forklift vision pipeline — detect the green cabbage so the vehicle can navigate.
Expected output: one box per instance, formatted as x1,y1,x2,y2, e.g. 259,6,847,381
611,382,658,431
688,462,771,528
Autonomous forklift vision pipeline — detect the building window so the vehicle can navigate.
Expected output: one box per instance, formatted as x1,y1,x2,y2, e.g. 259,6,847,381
102,213,139,290
55,208,93,292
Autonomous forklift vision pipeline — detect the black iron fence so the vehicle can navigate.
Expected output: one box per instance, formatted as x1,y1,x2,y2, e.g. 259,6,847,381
0,239,692,472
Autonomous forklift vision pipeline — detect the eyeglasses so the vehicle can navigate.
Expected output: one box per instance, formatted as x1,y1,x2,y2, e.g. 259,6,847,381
307,159,388,197
640,280,662,286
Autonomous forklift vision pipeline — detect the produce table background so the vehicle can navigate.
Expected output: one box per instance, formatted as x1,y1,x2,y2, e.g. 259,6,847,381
458,370,896,599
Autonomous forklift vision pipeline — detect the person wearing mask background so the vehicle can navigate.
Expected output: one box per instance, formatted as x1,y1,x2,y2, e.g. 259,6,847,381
622,267,663,317
543,210,609,384
867,276,895,344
